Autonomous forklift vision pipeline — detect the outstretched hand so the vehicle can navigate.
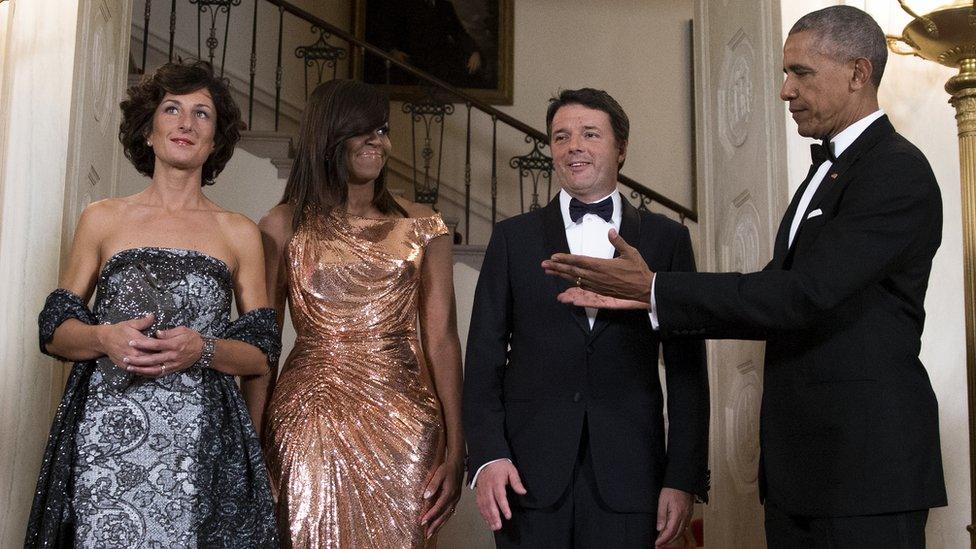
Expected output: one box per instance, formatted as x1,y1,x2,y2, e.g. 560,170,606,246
556,287,651,310
542,228,655,304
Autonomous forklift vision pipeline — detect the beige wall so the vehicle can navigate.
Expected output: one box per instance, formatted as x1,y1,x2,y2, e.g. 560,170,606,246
385,0,698,244
781,2,970,547
502,0,696,208
0,0,81,545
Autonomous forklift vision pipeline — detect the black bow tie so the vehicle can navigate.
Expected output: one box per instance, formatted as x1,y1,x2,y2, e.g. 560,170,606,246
810,140,837,165
569,196,614,223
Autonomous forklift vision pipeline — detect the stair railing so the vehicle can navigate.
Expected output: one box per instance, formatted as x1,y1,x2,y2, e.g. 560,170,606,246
135,0,698,244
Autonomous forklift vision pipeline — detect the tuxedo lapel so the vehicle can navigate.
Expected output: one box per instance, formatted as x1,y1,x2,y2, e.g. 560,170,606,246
809,116,893,214
542,197,590,334
785,116,895,265
589,199,641,341
772,162,819,269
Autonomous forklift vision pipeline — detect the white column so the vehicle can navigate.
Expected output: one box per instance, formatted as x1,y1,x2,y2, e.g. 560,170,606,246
0,1,81,545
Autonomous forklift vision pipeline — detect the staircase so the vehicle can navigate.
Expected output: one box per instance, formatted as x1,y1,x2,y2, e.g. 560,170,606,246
130,0,697,248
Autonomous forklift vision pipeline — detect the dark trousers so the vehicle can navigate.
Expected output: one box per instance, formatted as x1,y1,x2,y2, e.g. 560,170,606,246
494,419,655,548
764,501,928,549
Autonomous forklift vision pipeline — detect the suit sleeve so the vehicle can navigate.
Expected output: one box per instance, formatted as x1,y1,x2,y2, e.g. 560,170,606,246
655,153,941,339
462,223,513,484
659,225,710,501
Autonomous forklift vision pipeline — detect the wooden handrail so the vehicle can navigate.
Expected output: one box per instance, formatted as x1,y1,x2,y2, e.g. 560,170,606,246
263,0,698,222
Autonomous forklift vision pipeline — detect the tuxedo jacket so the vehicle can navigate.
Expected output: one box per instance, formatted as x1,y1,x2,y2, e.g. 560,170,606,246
463,197,709,512
655,116,947,516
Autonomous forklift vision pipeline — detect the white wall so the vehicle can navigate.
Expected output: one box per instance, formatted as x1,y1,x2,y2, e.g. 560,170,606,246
781,2,970,547
0,0,81,545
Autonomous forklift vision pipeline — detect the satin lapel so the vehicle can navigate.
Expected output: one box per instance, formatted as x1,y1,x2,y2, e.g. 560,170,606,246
808,115,893,214
786,116,895,264
589,199,641,341
772,162,818,269
542,196,590,334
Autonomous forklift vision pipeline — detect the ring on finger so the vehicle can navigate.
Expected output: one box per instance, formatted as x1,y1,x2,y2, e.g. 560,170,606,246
575,275,582,287
160,363,167,375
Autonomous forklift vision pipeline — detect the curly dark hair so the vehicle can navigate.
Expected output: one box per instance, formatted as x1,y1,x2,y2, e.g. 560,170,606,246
119,61,242,186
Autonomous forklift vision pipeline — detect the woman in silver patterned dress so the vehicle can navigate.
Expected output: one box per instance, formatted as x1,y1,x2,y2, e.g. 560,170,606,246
26,61,278,548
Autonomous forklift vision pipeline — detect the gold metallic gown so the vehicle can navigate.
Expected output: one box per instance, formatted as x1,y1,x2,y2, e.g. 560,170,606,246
266,209,449,548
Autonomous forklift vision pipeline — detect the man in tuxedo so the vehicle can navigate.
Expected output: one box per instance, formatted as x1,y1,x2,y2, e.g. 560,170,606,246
544,7,947,547
463,88,710,547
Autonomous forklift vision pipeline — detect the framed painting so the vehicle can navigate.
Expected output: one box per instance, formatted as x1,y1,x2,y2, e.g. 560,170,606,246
352,0,514,104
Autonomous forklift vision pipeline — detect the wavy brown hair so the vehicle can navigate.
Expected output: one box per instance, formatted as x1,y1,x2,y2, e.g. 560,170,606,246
280,79,404,229
119,60,242,186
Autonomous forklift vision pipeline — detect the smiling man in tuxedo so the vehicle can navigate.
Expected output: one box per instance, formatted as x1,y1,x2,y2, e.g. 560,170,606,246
544,7,947,547
463,88,709,548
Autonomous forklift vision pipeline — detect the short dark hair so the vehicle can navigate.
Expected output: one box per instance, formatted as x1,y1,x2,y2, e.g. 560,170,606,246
119,61,242,185
789,6,888,88
546,88,629,168
280,79,403,230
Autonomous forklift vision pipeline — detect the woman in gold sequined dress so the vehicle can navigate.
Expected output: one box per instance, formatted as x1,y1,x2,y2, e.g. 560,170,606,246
244,79,464,547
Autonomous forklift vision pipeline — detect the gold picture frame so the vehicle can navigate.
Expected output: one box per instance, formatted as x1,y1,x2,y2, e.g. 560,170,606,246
352,0,514,105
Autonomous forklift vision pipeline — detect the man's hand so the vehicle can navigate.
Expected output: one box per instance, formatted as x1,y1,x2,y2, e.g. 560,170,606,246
556,287,651,310
475,460,526,531
542,228,655,303
655,487,694,547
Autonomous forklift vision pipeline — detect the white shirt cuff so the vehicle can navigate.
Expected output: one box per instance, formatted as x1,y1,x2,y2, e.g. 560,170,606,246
469,458,512,489
649,274,659,330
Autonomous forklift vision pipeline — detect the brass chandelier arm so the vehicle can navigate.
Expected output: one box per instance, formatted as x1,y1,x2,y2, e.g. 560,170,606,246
896,0,941,37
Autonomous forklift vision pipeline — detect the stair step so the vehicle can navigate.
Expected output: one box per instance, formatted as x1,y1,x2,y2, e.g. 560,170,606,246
239,130,294,161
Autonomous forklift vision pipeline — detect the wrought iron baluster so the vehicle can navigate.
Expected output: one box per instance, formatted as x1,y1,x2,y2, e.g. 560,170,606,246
196,2,201,59
401,89,454,205
219,0,233,76
509,136,553,213
491,116,498,224
247,0,257,129
464,103,472,244
188,0,240,70
629,190,654,212
435,102,447,209
142,0,151,73
294,25,347,99
168,0,176,62
274,5,284,131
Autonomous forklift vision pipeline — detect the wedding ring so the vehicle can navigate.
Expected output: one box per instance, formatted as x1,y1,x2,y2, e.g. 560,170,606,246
576,276,582,287
160,364,167,375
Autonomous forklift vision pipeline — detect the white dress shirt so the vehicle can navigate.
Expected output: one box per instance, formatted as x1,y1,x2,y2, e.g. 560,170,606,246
469,190,622,488
649,109,886,329
560,190,622,328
